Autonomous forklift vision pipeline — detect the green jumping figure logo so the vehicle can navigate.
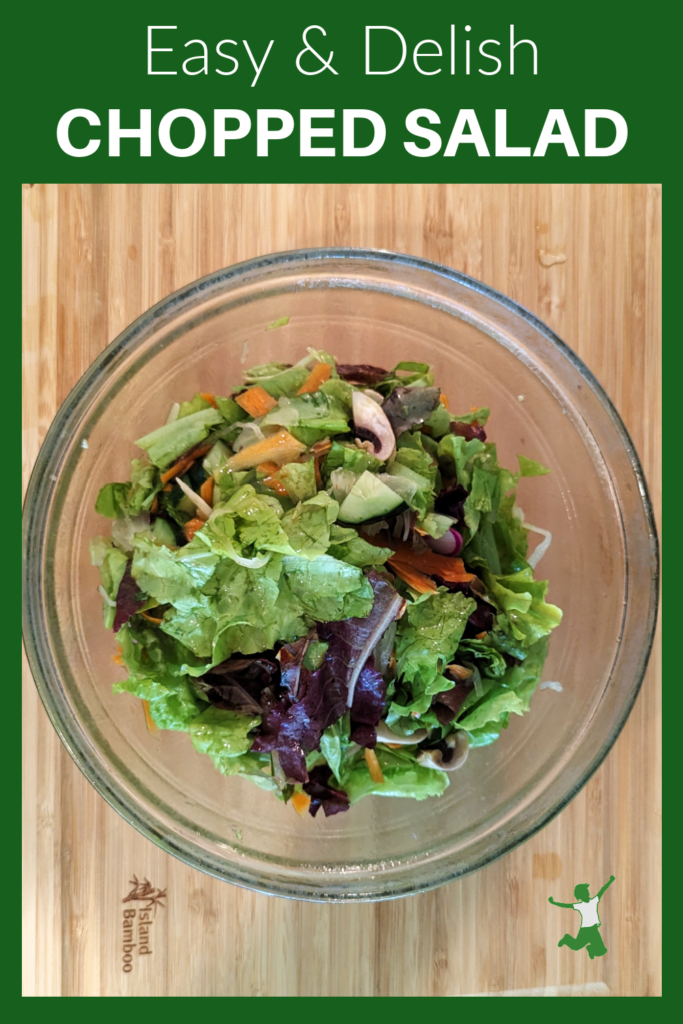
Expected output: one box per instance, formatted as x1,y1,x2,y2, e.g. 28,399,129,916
548,875,615,959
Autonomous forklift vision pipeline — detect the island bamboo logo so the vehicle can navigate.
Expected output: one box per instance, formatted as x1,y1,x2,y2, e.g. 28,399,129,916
121,876,166,973
548,875,615,959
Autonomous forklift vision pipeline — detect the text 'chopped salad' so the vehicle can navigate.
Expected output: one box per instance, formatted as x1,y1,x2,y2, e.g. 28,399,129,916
92,348,562,818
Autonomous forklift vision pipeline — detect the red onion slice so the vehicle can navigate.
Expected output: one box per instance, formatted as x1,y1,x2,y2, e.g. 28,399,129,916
426,527,463,556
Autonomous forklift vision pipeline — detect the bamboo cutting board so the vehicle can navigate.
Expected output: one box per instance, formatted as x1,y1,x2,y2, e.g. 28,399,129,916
22,183,661,997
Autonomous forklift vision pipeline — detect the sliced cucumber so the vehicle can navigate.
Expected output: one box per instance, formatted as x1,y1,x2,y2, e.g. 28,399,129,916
387,462,431,490
202,440,230,479
330,468,360,502
337,470,404,524
152,518,177,548
378,473,418,502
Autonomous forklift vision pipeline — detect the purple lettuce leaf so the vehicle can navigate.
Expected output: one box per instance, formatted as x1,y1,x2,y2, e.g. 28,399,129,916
113,562,146,632
381,386,441,436
318,570,405,707
349,658,387,748
431,683,470,726
434,484,469,522
335,364,389,386
194,653,280,714
250,688,309,783
250,639,349,784
251,574,403,781
451,420,487,442
278,636,311,700
303,765,350,817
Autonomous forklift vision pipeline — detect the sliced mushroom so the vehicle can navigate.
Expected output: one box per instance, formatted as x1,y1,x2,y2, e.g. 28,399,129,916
417,731,469,772
352,390,396,461
375,721,428,746
364,389,384,405
444,663,473,683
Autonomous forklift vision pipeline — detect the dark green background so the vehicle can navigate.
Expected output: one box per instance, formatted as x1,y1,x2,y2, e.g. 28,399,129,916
16,0,666,180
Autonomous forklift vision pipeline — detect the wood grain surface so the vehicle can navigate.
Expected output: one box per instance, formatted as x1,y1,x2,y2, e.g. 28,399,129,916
22,183,661,997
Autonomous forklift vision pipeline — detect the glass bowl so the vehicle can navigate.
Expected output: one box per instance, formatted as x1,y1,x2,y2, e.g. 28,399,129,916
22,248,658,901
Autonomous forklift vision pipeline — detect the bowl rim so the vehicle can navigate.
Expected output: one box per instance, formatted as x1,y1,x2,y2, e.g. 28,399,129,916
22,246,660,901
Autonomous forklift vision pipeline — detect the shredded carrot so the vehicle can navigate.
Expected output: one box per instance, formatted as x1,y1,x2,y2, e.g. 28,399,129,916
475,631,488,640
389,539,475,583
364,748,385,784
261,474,288,496
150,495,159,515
386,743,403,750
235,386,277,418
112,654,124,666
440,392,450,410
199,392,218,409
163,484,173,493
160,444,212,485
470,405,479,413
310,438,332,488
387,558,437,594
258,455,308,495
142,699,158,736
297,362,332,395
227,429,306,472
199,476,214,506
184,517,205,542
291,792,311,816
361,532,476,585
141,611,164,625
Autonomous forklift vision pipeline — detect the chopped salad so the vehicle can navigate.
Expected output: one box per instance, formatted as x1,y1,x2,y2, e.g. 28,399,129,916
92,349,562,817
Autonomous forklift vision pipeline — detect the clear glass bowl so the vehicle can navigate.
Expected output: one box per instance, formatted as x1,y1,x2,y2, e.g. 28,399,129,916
22,248,658,901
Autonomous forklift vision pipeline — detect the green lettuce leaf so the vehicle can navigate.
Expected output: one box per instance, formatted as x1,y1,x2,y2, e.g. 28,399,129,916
260,392,350,435
135,407,223,469
518,454,551,477
326,524,393,567
457,688,525,732
319,714,351,784
483,566,562,649
214,395,244,426
396,590,477,693
243,351,335,398
341,746,448,802
90,536,128,628
189,706,261,761
196,485,294,565
436,434,485,490
113,621,208,729
281,492,338,557
277,460,317,501
132,533,219,605
95,482,132,519
322,441,382,482
281,554,373,620
178,393,214,419
204,556,305,662
114,673,205,730
424,401,453,438
454,406,490,426
377,361,435,396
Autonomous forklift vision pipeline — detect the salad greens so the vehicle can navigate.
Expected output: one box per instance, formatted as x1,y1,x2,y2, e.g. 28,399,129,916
92,348,562,817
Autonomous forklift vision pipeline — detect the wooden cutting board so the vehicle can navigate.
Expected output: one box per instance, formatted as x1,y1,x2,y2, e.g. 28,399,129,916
22,183,661,997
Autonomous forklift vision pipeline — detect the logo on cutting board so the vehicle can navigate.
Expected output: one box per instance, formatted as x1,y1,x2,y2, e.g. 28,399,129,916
121,875,166,973
548,875,615,959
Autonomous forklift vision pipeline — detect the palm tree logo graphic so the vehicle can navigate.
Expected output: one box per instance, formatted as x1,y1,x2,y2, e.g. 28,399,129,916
548,875,615,959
